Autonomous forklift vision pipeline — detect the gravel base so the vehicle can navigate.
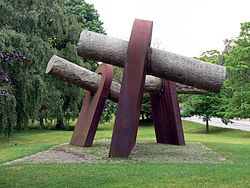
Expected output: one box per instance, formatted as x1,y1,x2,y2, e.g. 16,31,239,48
5,140,229,165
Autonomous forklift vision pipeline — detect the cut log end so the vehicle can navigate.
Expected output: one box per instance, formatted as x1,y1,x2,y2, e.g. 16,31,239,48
46,55,58,74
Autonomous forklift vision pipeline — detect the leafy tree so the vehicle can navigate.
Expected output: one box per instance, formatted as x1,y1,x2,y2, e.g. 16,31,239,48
182,50,226,133
0,0,71,130
0,30,33,131
0,50,29,136
65,0,105,34
0,0,107,135
224,22,250,119
182,94,223,133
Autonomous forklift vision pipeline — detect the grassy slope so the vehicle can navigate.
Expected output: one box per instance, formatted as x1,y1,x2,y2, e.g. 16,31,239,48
0,121,250,188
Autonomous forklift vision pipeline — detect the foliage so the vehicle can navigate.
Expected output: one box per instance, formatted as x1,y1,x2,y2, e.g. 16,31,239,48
141,95,152,121
0,0,106,135
65,0,105,34
182,93,224,133
224,22,250,119
0,94,16,137
0,50,30,136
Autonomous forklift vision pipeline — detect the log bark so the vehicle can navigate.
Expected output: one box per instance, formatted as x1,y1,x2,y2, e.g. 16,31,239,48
77,30,226,92
46,55,207,103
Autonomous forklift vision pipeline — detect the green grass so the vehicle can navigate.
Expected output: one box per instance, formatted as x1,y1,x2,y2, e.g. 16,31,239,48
1,121,250,187
0,124,113,164
0,130,72,164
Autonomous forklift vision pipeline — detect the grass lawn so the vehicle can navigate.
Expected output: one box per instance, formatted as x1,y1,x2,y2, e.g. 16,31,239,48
1,120,250,187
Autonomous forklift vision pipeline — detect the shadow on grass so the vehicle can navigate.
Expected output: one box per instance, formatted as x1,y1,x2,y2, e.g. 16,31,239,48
188,127,235,134
208,127,235,134
139,120,153,127
97,126,112,131
186,124,250,139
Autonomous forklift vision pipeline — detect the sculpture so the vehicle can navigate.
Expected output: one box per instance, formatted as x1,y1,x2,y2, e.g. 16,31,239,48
46,19,226,158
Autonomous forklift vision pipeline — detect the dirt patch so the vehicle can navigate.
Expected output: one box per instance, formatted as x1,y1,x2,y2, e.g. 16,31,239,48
5,139,229,164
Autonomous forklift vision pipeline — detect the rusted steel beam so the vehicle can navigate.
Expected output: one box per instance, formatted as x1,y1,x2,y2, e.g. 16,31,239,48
109,19,153,158
70,64,114,147
151,80,185,145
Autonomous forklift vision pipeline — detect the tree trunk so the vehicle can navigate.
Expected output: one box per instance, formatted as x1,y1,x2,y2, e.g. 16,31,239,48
16,112,23,131
56,116,64,130
141,112,145,121
77,30,226,92
205,118,209,134
6,118,11,138
39,117,45,130
46,56,208,103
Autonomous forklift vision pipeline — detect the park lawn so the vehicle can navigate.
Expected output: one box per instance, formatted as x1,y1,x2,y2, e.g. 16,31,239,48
0,120,250,187
0,125,113,164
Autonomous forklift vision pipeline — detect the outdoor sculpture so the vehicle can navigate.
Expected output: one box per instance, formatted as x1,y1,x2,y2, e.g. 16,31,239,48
46,19,226,158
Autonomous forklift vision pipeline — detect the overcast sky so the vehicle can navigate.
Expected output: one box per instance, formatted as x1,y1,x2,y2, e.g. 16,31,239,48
85,0,250,57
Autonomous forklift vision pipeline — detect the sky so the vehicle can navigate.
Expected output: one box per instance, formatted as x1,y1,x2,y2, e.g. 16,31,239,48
85,0,250,57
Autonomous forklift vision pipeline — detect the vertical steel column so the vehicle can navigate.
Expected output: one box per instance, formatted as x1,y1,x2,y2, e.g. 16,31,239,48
150,80,185,145
70,64,114,147
109,19,153,158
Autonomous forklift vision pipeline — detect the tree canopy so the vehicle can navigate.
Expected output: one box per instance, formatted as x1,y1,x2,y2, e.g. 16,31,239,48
0,0,106,136
224,22,250,119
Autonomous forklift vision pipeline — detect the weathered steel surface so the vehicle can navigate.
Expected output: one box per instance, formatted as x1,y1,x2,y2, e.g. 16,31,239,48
77,30,226,92
70,64,114,147
46,55,208,103
150,80,185,145
109,19,153,158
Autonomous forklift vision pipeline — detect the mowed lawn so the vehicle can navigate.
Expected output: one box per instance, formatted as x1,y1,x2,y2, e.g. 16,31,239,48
1,120,250,188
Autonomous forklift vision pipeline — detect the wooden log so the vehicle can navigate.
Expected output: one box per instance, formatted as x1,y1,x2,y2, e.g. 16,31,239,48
46,55,207,103
77,30,226,93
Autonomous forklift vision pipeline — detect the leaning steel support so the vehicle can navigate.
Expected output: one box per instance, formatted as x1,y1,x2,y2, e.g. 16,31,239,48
109,19,153,158
70,64,114,147
151,80,185,145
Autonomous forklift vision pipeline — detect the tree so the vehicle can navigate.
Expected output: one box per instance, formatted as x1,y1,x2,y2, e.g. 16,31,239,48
224,22,250,119
0,0,107,135
0,30,34,131
0,51,29,136
65,0,105,34
183,94,223,133
182,50,226,133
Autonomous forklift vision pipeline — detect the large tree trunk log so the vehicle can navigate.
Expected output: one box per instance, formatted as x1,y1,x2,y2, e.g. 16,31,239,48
46,55,207,103
77,30,226,92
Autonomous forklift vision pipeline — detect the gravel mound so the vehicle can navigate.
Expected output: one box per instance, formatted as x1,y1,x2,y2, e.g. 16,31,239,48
5,140,229,164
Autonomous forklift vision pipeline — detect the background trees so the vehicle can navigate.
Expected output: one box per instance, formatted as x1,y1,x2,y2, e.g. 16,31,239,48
224,22,250,119
0,0,106,136
182,22,250,133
